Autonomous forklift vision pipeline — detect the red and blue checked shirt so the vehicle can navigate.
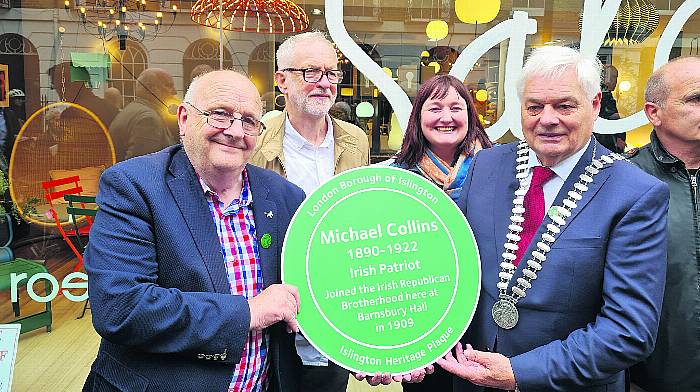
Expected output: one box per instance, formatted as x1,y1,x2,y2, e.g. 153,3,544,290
198,171,269,392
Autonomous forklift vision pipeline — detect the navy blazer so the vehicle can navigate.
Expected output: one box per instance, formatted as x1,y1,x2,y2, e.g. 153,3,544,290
83,145,304,392
456,141,669,392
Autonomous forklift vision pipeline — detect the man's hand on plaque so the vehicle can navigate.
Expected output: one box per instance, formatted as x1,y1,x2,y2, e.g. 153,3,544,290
248,283,300,332
437,343,516,390
353,365,435,385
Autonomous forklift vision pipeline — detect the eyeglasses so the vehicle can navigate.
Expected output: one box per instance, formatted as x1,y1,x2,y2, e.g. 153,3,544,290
281,68,344,84
184,102,265,136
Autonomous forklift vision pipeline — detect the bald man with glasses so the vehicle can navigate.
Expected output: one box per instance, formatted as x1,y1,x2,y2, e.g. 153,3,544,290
251,31,369,392
84,70,305,392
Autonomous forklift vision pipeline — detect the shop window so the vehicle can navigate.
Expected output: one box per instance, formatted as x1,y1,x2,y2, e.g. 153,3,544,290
407,0,451,21
182,38,233,92
107,39,148,107
512,0,546,16
0,33,39,120
344,0,382,21
248,41,275,112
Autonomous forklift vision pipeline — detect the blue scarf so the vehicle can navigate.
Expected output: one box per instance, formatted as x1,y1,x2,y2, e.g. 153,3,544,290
419,149,473,202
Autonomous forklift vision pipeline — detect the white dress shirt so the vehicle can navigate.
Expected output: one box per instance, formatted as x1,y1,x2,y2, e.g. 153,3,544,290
283,114,335,366
282,115,335,195
524,138,592,211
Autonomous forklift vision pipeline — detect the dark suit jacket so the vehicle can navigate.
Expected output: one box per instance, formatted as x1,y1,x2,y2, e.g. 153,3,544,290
83,145,304,392
456,141,669,392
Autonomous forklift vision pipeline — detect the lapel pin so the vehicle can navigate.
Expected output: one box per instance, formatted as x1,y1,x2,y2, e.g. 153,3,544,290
261,233,272,249
547,206,564,219
265,211,274,218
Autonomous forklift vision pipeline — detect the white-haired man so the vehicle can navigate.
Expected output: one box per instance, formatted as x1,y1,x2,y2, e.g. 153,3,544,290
437,46,669,392
250,31,369,391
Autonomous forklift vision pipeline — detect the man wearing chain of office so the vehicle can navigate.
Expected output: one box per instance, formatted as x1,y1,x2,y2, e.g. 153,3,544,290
435,46,669,392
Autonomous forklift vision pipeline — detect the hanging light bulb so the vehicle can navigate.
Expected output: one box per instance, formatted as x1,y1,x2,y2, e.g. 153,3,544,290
619,80,632,91
426,20,449,41
456,0,501,24
356,102,375,118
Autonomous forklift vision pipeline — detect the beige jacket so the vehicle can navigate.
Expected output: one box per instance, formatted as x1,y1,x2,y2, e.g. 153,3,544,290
251,111,370,177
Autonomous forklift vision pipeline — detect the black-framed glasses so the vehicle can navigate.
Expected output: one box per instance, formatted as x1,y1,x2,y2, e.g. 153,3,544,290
281,68,344,84
184,102,265,136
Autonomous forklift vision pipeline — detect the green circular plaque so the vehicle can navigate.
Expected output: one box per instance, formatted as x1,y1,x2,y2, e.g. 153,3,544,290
282,166,480,375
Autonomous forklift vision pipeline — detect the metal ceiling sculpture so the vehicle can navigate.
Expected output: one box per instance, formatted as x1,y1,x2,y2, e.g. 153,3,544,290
579,0,659,46
190,0,309,33
605,0,660,45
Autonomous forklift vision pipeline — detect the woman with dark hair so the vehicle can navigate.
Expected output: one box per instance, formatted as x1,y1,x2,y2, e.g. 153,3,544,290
394,74,492,202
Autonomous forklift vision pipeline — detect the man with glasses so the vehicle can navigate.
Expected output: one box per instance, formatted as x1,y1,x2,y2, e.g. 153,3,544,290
84,70,305,392
250,31,369,392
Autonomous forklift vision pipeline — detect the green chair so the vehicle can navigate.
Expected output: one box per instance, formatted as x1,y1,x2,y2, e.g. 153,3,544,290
64,194,97,319
0,214,52,333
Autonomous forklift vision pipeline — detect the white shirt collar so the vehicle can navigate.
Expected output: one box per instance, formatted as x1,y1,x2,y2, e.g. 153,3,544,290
284,114,334,151
527,138,591,182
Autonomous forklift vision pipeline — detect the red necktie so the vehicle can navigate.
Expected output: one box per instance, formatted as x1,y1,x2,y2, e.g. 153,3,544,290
514,166,555,266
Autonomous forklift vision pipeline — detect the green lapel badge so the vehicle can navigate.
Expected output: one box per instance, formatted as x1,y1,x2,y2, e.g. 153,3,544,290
548,206,564,219
260,233,272,249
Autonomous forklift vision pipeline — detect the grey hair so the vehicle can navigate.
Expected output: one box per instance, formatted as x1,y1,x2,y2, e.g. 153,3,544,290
183,74,200,103
517,46,602,100
184,70,212,104
645,56,700,107
276,31,335,70
645,71,669,107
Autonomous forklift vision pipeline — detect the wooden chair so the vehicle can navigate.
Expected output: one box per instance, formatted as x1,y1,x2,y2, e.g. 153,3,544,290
0,214,52,333
64,193,97,319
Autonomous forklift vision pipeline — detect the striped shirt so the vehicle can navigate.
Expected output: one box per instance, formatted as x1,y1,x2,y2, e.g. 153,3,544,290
198,171,269,392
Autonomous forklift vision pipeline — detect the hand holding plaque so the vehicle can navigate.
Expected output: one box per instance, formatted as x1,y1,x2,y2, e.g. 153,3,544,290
282,167,481,375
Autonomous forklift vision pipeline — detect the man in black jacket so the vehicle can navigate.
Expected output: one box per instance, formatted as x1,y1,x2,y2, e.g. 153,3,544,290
628,56,700,392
